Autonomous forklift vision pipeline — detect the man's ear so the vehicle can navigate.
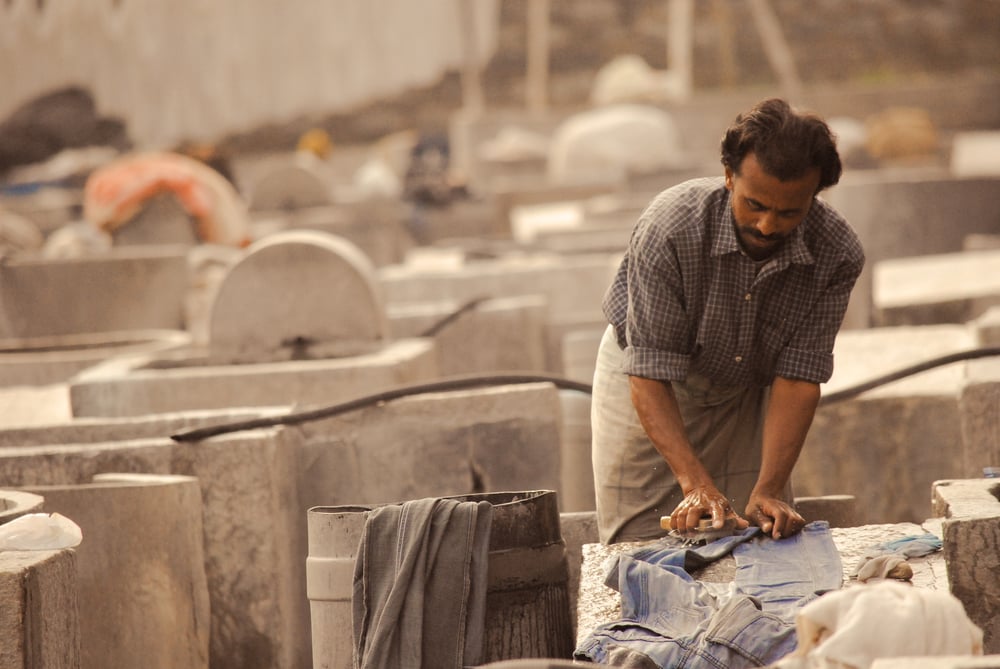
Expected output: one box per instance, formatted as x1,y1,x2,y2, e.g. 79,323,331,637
724,166,734,190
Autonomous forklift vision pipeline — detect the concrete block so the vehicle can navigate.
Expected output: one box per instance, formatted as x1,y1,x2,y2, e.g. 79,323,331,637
873,249,1000,326
248,162,331,211
379,250,619,324
561,328,603,384
111,193,199,247
0,330,190,387
297,382,564,510
387,295,549,376
0,247,189,338
0,550,79,669
558,390,595,513
973,307,1000,346
951,130,1000,177
559,510,598,638
793,495,859,528
959,358,1000,480
798,326,974,524
68,337,437,417
0,490,44,522
209,230,388,363
284,201,415,267
824,174,1000,330
22,474,210,669
933,479,1000,653
0,426,309,669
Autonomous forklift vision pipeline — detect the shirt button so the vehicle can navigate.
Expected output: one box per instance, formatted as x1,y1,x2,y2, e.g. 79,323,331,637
734,355,743,363
744,293,752,301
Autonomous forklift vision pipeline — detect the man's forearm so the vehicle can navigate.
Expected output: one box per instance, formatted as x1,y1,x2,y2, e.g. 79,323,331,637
628,375,714,494
754,376,821,498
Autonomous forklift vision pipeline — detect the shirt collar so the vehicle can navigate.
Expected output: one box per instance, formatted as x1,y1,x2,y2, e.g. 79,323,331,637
711,187,816,267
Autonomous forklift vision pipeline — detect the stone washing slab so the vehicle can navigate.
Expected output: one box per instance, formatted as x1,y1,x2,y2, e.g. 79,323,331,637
873,249,1000,326
575,521,948,650
68,337,437,417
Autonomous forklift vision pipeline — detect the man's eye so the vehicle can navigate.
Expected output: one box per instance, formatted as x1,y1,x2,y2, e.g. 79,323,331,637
747,200,765,211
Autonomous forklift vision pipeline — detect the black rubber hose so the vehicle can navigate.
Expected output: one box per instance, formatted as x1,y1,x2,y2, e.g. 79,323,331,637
170,372,592,442
169,346,1000,442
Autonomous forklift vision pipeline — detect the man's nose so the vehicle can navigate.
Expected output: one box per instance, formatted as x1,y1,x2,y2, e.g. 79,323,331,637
755,213,779,237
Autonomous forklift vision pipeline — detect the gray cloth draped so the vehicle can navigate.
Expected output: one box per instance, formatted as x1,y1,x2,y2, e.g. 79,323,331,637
352,497,493,669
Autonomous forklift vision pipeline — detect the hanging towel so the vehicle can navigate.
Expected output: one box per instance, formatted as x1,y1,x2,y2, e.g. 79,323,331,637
352,497,493,669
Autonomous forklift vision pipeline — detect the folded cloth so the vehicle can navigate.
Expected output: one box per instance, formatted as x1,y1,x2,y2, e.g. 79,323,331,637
769,580,983,669
850,533,941,581
352,497,493,669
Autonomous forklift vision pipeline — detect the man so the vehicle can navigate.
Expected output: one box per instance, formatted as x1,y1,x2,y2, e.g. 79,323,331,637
592,98,864,544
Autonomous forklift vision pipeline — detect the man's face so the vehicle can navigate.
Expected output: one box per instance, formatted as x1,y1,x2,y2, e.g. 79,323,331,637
724,153,821,261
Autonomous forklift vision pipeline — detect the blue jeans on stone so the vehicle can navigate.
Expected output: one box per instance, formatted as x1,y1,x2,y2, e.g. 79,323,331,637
575,521,843,668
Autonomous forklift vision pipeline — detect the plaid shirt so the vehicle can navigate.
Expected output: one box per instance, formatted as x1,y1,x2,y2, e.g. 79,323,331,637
603,177,865,387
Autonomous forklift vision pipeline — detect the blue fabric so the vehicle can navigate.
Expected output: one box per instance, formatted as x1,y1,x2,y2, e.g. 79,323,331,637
575,521,843,668
868,533,941,558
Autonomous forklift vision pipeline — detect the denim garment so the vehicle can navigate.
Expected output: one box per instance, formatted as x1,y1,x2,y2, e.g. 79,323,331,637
575,521,843,668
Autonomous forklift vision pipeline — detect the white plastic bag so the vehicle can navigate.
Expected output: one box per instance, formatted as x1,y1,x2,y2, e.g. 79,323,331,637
0,512,83,551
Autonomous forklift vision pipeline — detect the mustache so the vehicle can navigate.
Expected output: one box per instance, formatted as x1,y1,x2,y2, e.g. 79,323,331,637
739,226,784,242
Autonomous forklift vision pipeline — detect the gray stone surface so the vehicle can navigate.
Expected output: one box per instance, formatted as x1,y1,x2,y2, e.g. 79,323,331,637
0,427,308,669
934,479,1000,654
297,382,564,510
0,329,190,387
209,230,389,363
387,295,549,376
379,251,619,325
559,510,599,639
0,550,79,669
111,193,199,247
22,475,210,669
68,337,436,417
824,174,1000,331
959,358,1000,480
873,249,1000,327
248,162,331,211
799,326,974,524
561,328,602,384
0,247,189,338
558,390,595,513
284,200,414,267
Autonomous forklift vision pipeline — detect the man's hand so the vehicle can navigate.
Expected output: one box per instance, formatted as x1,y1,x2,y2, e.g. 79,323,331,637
745,493,804,540
668,485,749,535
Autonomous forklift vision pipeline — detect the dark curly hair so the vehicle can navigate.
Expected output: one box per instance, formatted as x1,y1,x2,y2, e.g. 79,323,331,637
721,98,842,192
